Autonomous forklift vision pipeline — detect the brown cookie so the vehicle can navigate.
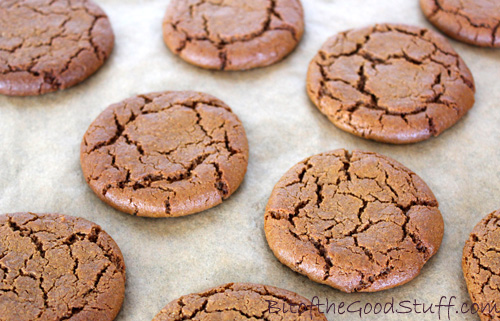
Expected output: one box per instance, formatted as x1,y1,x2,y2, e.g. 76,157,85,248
0,212,126,321
81,91,249,218
152,283,327,320
0,0,114,96
162,0,304,71
264,149,444,293
307,23,475,144
421,0,500,48
463,210,500,321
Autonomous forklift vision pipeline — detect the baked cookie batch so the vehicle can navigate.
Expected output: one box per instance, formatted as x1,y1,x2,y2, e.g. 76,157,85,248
0,0,499,320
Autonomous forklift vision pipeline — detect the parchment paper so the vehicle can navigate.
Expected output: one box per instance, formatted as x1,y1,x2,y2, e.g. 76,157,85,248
1,0,500,320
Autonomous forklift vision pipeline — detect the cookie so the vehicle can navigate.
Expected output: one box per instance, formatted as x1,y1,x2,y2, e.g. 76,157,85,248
463,210,500,321
152,283,327,320
264,149,444,293
162,0,304,71
0,212,126,321
307,23,475,144
421,0,500,48
0,0,114,96
81,91,249,218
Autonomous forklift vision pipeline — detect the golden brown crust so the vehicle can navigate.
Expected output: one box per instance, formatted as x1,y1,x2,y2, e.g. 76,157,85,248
265,149,444,293
162,0,304,70
306,23,475,144
153,283,327,320
463,210,500,321
0,212,126,321
81,91,249,218
421,0,500,48
0,0,114,96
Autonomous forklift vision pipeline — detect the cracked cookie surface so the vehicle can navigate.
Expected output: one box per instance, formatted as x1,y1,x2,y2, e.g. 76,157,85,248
463,210,500,321
306,23,475,144
0,0,114,96
264,149,444,293
152,282,327,320
421,0,500,47
0,212,126,321
80,91,249,218
162,0,304,70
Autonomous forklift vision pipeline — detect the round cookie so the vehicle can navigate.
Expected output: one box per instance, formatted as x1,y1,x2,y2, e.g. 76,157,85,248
162,0,304,71
463,210,500,321
421,0,500,48
152,283,327,320
307,23,475,144
0,212,126,321
264,149,444,293
81,91,249,218
0,0,114,96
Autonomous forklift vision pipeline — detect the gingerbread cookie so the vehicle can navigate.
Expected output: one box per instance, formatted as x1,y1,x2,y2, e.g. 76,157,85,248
153,283,327,320
0,212,126,321
81,91,249,218
463,210,500,321
265,149,444,292
307,23,475,144
162,0,304,70
421,0,500,47
0,0,114,96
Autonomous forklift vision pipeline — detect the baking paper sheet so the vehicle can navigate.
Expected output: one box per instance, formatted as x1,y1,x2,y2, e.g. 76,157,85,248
1,0,500,320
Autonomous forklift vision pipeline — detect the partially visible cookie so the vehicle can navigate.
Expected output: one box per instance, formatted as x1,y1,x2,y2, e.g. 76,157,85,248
463,210,500,321
152,283,327,320
0,212,126,321
265,149,444,293
81,91,249,218
162,0,304,70
0,0,114,96
421,0,500,47
307,23,475,144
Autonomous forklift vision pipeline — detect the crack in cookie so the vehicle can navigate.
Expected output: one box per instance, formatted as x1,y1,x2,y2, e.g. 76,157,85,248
0,0,114,96
80,91,249,218
0,212,125,321
264,149,444,293
307,23,475,144
421,0,500,47
162,0,304,70
152,283,327,321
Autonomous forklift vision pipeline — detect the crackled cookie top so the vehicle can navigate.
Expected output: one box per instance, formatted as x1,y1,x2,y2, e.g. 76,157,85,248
0,212,126,321
307,23,475,144
0,0,114,96
153,283,327,321
81,91,249,218
421,0,500,47
463,210,500,321
162,0,304,70
265,150,444,293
